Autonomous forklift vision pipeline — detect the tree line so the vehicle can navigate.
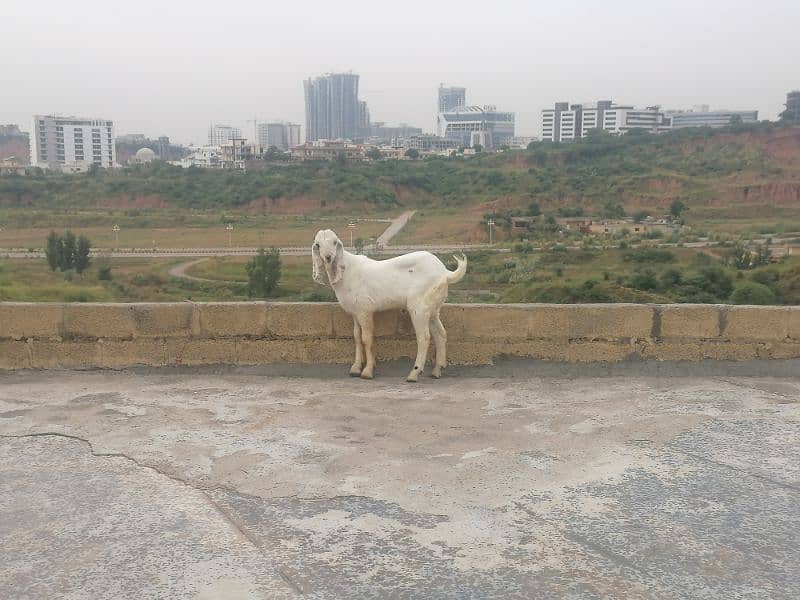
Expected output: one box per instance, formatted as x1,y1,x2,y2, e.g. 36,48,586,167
45,231,92,274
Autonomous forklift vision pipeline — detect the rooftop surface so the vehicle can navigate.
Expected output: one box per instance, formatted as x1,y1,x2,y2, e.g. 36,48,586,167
1,362,799,599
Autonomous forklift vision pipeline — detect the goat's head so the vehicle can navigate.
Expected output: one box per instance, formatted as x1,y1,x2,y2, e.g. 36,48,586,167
312,229,345,285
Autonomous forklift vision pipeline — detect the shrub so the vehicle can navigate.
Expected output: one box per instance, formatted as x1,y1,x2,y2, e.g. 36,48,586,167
730,282,777,305
97,264,113,281
624,249,675,263
245,247,281,297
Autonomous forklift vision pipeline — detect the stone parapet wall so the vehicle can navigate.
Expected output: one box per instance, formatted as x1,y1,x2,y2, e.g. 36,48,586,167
1,302,799,370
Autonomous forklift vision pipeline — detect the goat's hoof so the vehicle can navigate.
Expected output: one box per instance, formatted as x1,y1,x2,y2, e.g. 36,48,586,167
360,370,374,380
431,368,443,379
406,373,420,383
349,366,362,377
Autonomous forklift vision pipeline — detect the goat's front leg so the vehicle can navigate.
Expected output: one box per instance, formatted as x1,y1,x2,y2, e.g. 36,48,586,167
407,310,432,382
358,313,376,380
350,318,364,376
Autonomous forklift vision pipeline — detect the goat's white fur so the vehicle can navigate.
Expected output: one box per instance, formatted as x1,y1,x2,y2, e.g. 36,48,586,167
312,229,467,381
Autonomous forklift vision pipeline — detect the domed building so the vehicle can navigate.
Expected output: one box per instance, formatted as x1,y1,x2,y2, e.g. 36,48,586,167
131,147,157,164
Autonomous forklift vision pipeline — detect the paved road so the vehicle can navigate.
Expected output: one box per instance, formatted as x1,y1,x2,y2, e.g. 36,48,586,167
376,209,416,247
1,362,798,599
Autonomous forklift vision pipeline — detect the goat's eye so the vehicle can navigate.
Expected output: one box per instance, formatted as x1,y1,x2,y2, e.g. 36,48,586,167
314,243,320,249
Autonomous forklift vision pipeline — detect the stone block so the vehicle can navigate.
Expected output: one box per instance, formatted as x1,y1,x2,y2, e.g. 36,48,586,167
567,340,636,362
446,304,534,340
659,305,720,339
64,304,136,339
497,339,569,361
166,339,237,366
700,341,759,361
724,307,789,341
198,302,266,337
132,303,194,338
267,303,333,338
304,339,355,364
566,304,654,340
446,342,495,365
788,308,800,341
29,340,100,368
640,342,703,362
98,339,168,368
0,303,63,340
237,339,306,364
0,340,30,369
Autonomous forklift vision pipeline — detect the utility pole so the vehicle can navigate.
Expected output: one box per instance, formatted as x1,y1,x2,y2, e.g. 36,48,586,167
487,219,495,245
347,221,356,247
226,223,234,247
112,224,120,247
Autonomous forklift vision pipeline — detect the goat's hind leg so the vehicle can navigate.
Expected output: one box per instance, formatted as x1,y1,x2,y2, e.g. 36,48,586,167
350,318,364,377
406,309,433,383
430,314,447,379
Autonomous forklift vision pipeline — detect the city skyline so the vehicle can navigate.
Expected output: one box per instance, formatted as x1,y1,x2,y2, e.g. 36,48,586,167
2,0,799,144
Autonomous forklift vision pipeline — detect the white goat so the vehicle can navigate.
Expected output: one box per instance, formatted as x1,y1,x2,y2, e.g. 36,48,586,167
312,229,467,382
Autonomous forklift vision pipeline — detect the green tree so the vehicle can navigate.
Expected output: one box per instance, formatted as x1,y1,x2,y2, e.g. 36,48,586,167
670,200,687,219
354,238,365,254
60,231,77,271
245,247,281,297
75,235,91,274
366,147,383,161
527,202,541,216
45,231,60,271
601,200,626,219
404,148,419,159
473,144,483,153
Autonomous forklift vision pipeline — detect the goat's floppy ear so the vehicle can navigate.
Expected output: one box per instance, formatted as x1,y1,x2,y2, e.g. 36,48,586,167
329,240,345,285
312,244,327,285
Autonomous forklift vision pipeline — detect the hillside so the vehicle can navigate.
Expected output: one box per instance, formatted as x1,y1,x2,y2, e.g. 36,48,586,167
1,123,799,219
0,133,30,165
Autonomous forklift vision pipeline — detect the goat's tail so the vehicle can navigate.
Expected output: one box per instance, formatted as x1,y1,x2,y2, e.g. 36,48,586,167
446,253,468,285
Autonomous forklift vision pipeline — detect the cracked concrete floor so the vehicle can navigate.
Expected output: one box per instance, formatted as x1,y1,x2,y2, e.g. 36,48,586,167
1,363,799,599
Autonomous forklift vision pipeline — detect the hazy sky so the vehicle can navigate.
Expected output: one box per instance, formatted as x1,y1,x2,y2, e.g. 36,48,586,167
3,0,799,145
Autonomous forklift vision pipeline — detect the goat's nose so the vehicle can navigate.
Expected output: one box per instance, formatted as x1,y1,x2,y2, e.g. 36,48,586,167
325,255,332,263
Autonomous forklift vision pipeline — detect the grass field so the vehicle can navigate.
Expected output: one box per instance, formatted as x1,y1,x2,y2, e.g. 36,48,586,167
0,217,388,249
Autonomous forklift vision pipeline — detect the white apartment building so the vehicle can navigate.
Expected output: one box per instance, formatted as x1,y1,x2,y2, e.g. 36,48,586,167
30,115,116,170
208,124,242,146
541,101,670,142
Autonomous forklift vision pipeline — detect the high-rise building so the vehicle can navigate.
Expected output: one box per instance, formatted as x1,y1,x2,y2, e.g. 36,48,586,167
208,124,242,146
30,115,115,170
438,85,466,113
257,122,303,150
437,105,515,149
781,90,800,124
542,101,670,141
156,136,170,159
304,72,362,141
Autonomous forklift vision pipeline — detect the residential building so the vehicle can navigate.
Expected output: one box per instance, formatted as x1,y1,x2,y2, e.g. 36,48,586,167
438,85,466,113
437,105,515,149
30,114,115,170
508,136,538,149
359,101,371,138
542,101,670,141
782,90,800,124
208,124,242,146
172,146,223,169
367,122,423,146
287,123,302,147
304,72,362,141
220,138,253,169
290,140,366,162
665,107,758,129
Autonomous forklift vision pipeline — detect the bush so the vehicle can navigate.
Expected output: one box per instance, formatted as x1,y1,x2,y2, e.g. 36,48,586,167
624,249,675,263
730,282,777,305
97,264,113,281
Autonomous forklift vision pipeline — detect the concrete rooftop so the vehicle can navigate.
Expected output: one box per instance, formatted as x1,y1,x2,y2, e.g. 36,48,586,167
1,361,799,599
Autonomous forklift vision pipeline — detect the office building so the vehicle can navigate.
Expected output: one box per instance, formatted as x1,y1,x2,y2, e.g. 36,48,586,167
438,85,466,113
666,107,758,129
368,122,423,145
304,72,362,141
437,105,515,149
542,101,670,141
403,134,462,153
30,114,115,170
208,124,242,146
